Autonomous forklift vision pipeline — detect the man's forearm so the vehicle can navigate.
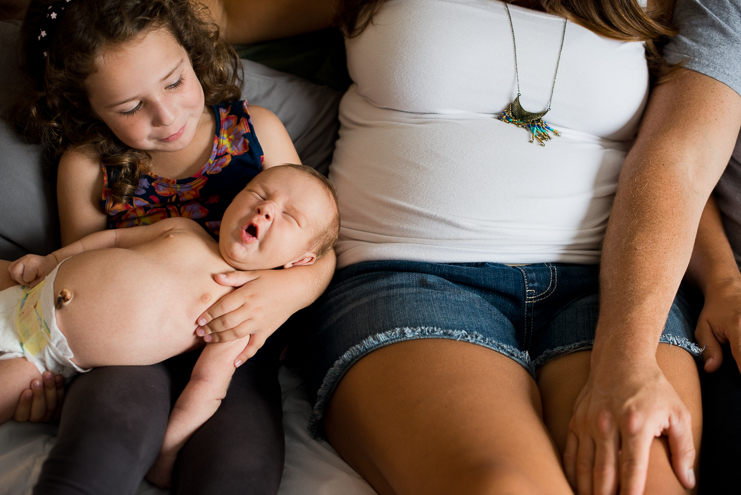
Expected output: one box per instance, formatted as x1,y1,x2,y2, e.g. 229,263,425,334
594,70,741,364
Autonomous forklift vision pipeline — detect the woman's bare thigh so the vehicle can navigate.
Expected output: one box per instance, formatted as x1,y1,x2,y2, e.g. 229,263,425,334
538,345,701,494
324,339,574,495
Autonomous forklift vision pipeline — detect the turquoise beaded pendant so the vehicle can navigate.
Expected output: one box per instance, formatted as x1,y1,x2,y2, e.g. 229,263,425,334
499,95,560,147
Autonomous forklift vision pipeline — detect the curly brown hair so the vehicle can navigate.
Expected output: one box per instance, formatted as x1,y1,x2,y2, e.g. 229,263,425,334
11,0,242,204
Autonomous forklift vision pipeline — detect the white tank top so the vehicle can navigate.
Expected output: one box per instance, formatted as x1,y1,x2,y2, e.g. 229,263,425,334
330,0,649,268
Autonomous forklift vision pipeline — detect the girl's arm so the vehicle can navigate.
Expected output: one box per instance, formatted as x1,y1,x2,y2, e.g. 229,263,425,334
57,148,108,245
247,104,301,167
146,336,250,489
201,0,339,45
687,195,741,373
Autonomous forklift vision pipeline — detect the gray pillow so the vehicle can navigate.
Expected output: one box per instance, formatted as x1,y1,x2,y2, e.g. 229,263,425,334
0,21,341,259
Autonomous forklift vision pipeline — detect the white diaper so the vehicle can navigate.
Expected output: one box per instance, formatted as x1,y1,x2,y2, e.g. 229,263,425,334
0,262,90,379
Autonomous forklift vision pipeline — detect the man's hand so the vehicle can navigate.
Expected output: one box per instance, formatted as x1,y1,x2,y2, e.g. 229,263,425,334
695,276,741,374
14,371,65,422
8,253,58,287
564,357,695,495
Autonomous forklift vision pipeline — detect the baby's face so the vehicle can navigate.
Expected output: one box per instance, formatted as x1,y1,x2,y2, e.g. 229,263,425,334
219,166,330,270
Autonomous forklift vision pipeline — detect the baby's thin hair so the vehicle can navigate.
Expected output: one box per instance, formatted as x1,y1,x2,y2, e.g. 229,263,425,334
272,164,340,258
11,0,242,204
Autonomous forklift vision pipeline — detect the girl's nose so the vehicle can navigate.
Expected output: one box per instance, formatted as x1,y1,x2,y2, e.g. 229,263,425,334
152,99,178,127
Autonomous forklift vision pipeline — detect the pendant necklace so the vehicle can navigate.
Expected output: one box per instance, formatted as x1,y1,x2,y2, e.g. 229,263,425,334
498,3,567,146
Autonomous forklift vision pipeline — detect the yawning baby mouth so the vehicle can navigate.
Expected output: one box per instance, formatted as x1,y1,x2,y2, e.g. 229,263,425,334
244,223,258,240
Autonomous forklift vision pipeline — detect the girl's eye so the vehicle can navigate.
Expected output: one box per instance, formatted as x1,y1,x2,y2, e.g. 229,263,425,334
123,102,142,116
167,76,184,90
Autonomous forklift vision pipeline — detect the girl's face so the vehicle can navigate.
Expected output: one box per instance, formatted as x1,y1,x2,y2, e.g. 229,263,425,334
86,27,206,153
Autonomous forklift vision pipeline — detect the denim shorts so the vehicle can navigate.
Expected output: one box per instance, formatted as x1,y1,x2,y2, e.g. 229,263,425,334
295,260,702,436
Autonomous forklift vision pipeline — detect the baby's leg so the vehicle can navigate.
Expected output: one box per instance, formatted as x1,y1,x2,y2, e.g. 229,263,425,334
0,357,42,423
0,260,18,291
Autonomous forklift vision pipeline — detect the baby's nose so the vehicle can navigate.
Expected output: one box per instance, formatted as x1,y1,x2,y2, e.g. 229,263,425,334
256,204,273,221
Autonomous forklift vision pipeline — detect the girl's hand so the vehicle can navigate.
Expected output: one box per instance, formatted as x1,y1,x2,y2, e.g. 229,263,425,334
14,372,66,422
196,269,306,365
695,276,741,373
8,254,58,287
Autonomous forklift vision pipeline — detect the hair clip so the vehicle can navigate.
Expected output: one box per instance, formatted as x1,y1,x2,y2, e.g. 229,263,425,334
38,0,74,59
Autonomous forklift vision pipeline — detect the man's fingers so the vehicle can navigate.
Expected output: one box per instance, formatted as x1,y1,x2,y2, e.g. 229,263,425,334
12,389,33,422
592,412,619,495
695,320,724,372
563,431,579,489
728,335,741,376
666,411,696,489
576,434,596,495
618,427,653,495
212,270,259,287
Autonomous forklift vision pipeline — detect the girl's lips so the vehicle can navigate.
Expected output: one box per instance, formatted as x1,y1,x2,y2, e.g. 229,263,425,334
160,124,186,142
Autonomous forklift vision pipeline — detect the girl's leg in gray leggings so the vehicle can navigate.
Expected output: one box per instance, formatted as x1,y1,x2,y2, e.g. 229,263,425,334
33,352,284,495
33,364,172,495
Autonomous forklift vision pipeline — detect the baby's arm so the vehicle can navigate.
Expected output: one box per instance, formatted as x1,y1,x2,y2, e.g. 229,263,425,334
8,218,198,286
146,337,250,489
687,195,741,372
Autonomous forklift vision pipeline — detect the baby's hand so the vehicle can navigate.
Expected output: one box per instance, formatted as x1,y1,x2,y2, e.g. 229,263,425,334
8,254,58,287
146,452,176,489
696,276,741,373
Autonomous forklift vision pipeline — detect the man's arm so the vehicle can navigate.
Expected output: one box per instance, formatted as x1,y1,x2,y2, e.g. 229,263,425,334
687,196,741,373
146,337,249,489
565,69,741,495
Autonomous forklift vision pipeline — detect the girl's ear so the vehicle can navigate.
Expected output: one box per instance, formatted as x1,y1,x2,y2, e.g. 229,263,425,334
283,252,317,268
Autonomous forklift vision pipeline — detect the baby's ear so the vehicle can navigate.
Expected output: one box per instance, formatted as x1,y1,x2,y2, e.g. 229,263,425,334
283,252,317,268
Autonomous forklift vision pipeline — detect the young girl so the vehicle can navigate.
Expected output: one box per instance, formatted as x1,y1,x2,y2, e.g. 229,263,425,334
11,0,335,493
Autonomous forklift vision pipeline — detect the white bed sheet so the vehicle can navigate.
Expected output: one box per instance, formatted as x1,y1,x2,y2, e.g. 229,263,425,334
0,367,377,495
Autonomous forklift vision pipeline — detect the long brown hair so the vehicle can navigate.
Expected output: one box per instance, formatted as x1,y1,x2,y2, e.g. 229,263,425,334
335,0,675,73
12,0,242,204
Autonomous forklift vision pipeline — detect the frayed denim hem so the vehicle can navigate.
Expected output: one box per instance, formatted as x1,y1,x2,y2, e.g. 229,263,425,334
532,341,594,369
659,334,703,358
307,326,533,438
531,335,703,370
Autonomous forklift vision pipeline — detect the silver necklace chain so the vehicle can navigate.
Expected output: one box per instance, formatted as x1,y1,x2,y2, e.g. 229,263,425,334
504,2,567,112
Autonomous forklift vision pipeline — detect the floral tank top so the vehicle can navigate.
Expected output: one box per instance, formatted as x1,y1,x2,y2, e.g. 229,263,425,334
101,101,264,239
